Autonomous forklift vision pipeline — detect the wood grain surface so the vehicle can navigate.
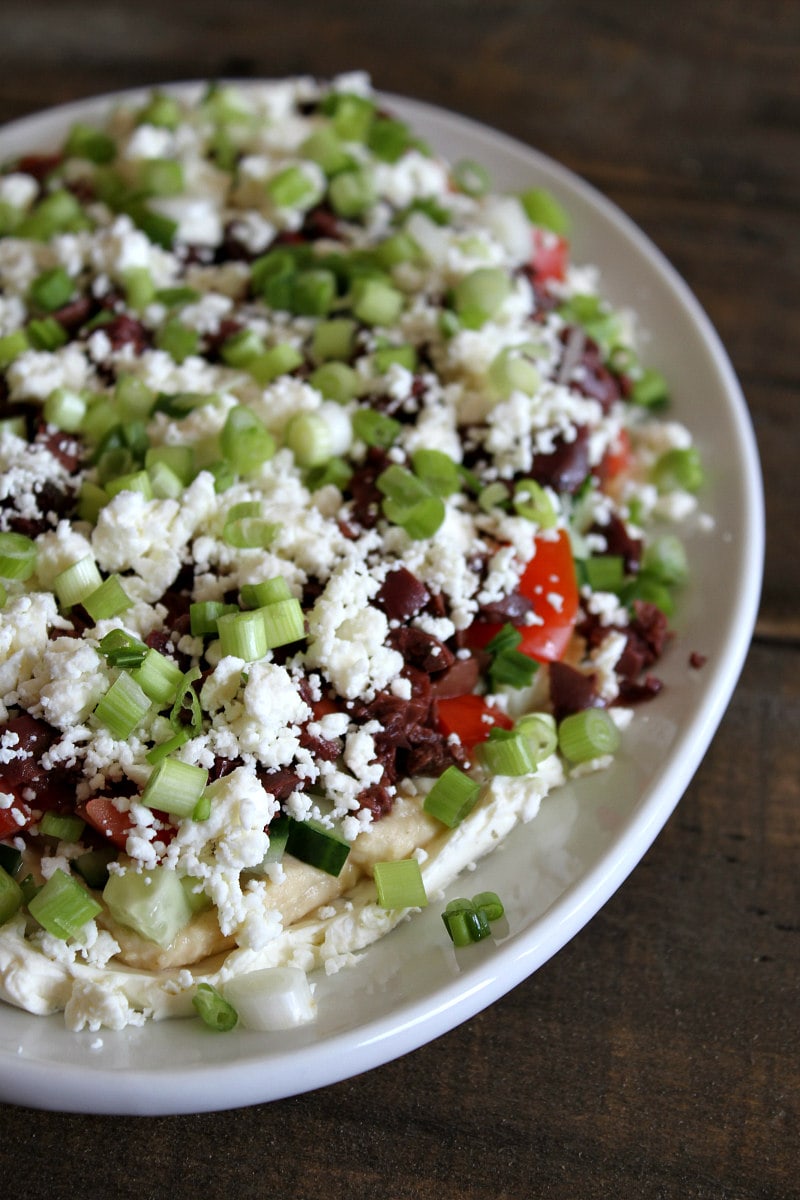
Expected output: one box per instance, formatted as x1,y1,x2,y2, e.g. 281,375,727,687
0,2,797,1197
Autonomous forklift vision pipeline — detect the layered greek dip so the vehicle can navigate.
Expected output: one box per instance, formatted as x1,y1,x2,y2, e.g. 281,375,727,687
0,74,706,1033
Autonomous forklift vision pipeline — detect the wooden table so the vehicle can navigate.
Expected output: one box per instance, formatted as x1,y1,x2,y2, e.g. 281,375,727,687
1,2,797,1196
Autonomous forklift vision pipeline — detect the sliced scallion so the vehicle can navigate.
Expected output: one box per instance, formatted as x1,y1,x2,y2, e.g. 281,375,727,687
240,576,291,609
192,983,239,1032
39,811,86,842
423,766,481,828
82,575,132,621
28,868,102,940
141,757,208,819
558,708,620,764
0,532,37,581
94,672,151,739
52,555,102,608
220,406,276,475
0,867,24,926
477,728,536,776
373,858,428,909
216,609,269,661
130,648,184,706
190,600,238,637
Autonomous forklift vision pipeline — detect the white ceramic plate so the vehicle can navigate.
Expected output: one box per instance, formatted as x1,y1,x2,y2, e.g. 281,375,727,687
0,84,763,1114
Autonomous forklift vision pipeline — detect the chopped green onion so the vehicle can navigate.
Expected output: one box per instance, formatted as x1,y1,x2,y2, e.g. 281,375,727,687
192,982,239,1032
240,576,291,609
0,329,31,368
0,532,37,581
137,157,184,196
190,600,238,637
261,597,305,649
583,555,626,593
515,713,558,765
0,867,24,926
477,728,536,776
145,729,190,766
220,328,266,368
138,92,182,129
170,668,203,737
373,342,418,373
478,482,511,513
266,164,318,209
423,766,481,828
29,266,74,312
306,456,353,492
488,344,541,398
323,91,376,142
452,267,511,328
351,276,404,326
328,167,376,218
43,386,87,432
285,816,350,877
98,629,148,668
285,411,334,467
28,868,102,940
519,187,570,235
472,891,505,922
39,811,85,842
103,865,192,947
373,858,428,908
300,126,353,176
221,965,316,1030
411,449,462,497
223,513,280,550
558,708,621,764
82,575,132,621
308,361,362,403
351,408,400,449
26,316,68,351
155,319,199,363
144,443,195,485
18,189,86,240
642,534,689,586
486,624,539,690
130,648,184,705
368,117,413,163
147,459,184,499
377,464,446,539
220,405,276,474
155,286,202,308
64,122,116,164
442,897,490,946
652,447,705,493
512,479,557,527
452,159,491,197
290,269,337,317
94,672,151,739
105,468,153,501
216,610,269,662
141,757,208,819
247,343,304,385
631,367,669,408
53,556,104,609
311,317,357,363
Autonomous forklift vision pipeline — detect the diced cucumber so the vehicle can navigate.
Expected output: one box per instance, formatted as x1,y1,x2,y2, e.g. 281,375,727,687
103,866,193,947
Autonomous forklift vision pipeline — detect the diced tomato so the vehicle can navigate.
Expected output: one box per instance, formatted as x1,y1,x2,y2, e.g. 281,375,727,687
311,697,341,720
80,796,133,850
0,803,32,839
597,428,632,488
529,229,569,283
434,694,514,753
465,529,580,664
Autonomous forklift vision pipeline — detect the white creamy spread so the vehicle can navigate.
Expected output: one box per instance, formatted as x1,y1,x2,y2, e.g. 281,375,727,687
0,75,705,1032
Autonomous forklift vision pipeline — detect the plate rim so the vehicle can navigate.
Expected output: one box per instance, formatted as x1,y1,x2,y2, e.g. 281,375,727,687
0,80,764,1114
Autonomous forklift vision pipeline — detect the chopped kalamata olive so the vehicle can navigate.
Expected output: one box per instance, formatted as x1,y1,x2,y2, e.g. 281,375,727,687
375,567,431,622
